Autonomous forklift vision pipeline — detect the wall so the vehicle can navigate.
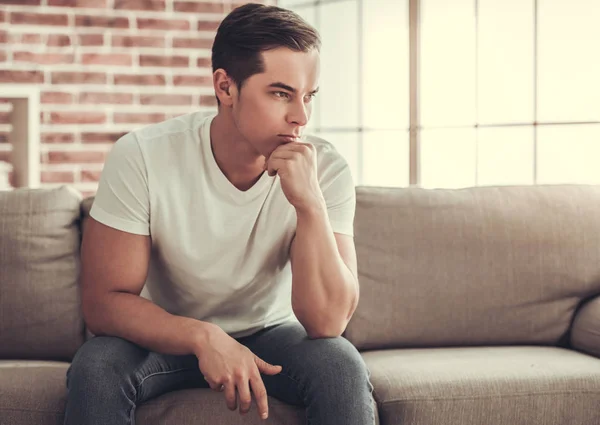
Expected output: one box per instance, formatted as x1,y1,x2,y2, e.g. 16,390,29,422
0,0,271,196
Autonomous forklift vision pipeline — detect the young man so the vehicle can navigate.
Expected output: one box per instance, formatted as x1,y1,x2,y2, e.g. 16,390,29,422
64,4,375,425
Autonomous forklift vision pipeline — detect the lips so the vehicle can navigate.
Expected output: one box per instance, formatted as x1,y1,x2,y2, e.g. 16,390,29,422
278,134,300,143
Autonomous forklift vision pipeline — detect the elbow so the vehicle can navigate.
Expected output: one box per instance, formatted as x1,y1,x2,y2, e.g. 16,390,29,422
304,318,348,339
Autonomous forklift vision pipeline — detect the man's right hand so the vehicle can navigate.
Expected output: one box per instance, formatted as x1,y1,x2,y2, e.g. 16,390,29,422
194,324,283,421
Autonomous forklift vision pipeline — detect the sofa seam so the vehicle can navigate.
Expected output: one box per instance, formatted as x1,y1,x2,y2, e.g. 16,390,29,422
0,407,62,414
380,389,600,405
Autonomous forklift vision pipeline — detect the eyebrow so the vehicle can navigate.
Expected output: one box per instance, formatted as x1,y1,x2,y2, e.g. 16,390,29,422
268,82,319,95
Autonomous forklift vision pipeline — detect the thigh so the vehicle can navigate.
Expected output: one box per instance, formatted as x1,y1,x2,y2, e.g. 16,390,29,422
238,321,369,407
67,336,209,404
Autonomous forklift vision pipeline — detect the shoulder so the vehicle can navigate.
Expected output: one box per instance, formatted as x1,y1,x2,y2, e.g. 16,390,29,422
304,134,352,182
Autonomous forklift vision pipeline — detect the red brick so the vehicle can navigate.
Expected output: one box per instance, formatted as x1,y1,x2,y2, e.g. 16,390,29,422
174,1,222,13
0,151,9,162
114,113,165,124
50,112,107,125
41,171,75,184
0,52,5,63
0,11,5,23
197,20,221,32
14,52,74,65
79,92,134,104
49,0,108,6
173,37,213,49
19,33,43,44
0,31,6,44
76,15,129,28
80,169,102,182
78,34,104,46
42,132,75,143
140,55,188,67
47,34,72,47
115,0,165,11
0,70,44,83
137,18,189,31
199,95,218,107
11,12,68,26
46,151,106,164
112,35,164,48
173,74,213,87
81,132,126,143
114,74,165,85
2,0,41,5
0,112,10,123
41,91,74,104
52,71,106,84
0,132,8,143
196,57,212,68
82,53,132,66
140,94,192,106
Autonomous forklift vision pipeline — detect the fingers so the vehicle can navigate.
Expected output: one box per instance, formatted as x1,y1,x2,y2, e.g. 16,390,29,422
224,379,237,411
250,374,270,420
255,356,283,375
236,376,253,416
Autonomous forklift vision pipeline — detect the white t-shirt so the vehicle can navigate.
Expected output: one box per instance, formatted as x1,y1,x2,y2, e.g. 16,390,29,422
90,111,355,338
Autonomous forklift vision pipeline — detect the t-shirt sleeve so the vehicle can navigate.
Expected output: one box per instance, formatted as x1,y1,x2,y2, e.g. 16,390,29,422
89,132,151,236
319,145,356,237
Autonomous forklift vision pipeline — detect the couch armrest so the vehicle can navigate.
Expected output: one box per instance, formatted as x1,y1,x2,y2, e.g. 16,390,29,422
571,295,600,357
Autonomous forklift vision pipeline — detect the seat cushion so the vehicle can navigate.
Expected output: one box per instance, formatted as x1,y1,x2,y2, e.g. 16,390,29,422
0,186,85,360
363,346,600,425
0,360,69,425
346,185,600,350
137,388,306,425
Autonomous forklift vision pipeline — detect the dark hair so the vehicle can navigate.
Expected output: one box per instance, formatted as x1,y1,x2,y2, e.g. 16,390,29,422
211,3,321,97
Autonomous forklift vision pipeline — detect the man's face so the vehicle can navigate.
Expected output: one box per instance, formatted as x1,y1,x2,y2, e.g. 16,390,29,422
230,47,320,158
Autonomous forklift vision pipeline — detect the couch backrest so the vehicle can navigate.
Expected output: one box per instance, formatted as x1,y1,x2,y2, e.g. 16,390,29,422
0,186,85,361
344,185,600,350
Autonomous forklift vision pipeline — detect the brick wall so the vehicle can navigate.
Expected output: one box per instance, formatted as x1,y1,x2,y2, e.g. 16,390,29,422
0,0,272,196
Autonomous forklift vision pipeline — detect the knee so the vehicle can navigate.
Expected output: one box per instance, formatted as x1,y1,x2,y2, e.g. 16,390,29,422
302,337,370,383
67,336,140,390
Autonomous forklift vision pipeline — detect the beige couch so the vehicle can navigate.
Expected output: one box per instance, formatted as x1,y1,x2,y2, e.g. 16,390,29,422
2,184,600,425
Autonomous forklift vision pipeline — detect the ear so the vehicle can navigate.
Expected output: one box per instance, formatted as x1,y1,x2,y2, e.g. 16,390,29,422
213,69,234,107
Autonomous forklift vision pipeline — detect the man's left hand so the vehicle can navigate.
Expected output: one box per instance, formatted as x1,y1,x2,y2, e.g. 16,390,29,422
265,141,325,213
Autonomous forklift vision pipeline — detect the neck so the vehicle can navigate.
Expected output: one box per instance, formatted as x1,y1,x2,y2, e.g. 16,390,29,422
209,112,267,191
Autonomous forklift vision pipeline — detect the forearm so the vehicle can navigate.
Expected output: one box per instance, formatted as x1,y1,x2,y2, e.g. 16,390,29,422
291,202,358,338
84,292,214,356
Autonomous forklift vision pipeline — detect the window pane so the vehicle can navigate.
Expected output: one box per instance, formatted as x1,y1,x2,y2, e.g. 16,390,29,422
538,0,600,122
421,0,476,127
537,124,600,184
293,6,321,131
477,127,535,186
277,0,314,7
363,0,410,130
420,128,477,188
314,131,360,184
319,0,359,128
478,0,534,125
362,131,409,187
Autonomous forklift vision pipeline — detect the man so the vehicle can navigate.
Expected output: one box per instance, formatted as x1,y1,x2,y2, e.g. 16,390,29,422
64,3,375,425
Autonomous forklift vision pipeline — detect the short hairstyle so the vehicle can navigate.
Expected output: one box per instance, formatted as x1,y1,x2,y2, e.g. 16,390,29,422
211,3,321,97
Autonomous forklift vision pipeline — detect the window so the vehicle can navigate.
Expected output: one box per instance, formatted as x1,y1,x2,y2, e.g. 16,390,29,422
281,0,600,188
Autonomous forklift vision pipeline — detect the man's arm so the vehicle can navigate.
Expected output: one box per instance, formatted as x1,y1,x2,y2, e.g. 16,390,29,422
289,201,359,339
81,217,214,355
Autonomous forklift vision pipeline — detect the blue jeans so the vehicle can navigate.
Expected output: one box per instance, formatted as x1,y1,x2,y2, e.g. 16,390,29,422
64,321,376,425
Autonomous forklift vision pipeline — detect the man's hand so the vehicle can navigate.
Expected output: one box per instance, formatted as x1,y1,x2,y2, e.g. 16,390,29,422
265,141,325,213
193,324,282,420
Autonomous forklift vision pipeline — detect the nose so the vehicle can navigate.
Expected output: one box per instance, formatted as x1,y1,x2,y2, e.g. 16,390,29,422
287,99,309,128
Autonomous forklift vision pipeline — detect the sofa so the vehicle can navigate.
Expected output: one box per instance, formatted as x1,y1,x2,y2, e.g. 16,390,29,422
2,184,600,425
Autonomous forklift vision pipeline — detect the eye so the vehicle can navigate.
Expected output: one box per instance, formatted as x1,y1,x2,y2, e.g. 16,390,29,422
304,93,317,103
274,91,290,99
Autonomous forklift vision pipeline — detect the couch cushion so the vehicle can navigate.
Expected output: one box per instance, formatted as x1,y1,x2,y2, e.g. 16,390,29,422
346,185,600,350
0,360,69,425
136,389,307,425
0,186,85,360
363,346,600,425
